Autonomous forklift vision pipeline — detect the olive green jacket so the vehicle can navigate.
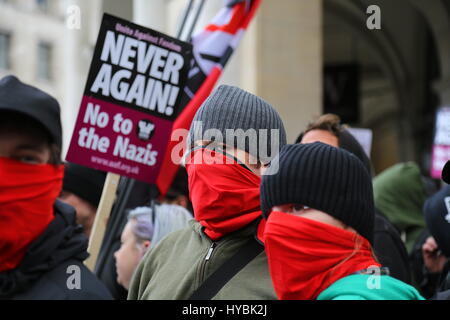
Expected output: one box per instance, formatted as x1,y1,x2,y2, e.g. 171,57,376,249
127,219,276,300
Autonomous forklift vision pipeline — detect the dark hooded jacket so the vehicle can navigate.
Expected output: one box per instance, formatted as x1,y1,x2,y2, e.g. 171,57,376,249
418,185,450,299
339,131,412,283
0,200,112,300
373,162,427,254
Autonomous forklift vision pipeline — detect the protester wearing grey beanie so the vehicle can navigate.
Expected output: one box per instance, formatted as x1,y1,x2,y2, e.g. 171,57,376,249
128,85,285,300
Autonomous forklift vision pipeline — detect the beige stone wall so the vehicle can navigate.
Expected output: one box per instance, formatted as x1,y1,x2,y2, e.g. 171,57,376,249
252,0,323,143
165,0,323,144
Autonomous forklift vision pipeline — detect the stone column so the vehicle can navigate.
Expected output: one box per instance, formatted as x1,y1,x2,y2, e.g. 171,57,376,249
62,0,99,157
133,0,167,32
103,0,133,21
252,0,323,143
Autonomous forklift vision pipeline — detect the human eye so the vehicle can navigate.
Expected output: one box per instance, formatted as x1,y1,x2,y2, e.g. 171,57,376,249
14,152,43,164
59,191,69,199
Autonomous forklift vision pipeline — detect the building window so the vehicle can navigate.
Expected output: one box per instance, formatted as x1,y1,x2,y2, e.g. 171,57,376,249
0,32,11,70
37,42,52,81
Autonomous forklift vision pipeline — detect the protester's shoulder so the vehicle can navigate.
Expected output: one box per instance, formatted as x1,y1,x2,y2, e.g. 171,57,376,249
326,294,367,300
433,288,450,300
374,212,394,233
373,213,408,253
137,219,199,270
27,259,111,300
152,218,199,248
318,274,424,300
11,271,68,300
66,260,112,300
54,198,76,217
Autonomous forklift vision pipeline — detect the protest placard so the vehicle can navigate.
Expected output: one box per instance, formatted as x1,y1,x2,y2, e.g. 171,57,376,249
431,107,450,179
347,127,373,158
66,13,192,183
66,13,192,270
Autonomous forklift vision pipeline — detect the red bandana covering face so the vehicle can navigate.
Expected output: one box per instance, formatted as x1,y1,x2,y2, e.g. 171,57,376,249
263,211,380,300
0,157,64,272
185,147,262,240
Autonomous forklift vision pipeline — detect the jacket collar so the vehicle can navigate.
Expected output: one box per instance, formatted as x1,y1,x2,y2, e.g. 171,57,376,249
189,217,262,241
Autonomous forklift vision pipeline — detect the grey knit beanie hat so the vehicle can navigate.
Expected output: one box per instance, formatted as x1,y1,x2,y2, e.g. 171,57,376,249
188,85,287,164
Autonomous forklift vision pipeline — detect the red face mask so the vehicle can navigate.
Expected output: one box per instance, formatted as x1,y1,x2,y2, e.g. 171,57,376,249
185,147,262,240
0,157,64,272
263,211,380,300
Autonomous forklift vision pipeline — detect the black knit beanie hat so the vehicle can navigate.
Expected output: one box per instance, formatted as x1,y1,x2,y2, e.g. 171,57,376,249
0,75,62,149
63,162,107,208
443,160,450,184
260,142,375,243
296,127,373,177
424,185,450,257
188,85,287,164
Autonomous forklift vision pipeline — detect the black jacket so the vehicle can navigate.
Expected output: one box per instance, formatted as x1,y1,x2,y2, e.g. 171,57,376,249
373,210,412,284
0,200,112,300
411,229,450,299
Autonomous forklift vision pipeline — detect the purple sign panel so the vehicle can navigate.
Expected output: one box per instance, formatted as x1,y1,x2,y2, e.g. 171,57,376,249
67,13,192,183
431,107,450,179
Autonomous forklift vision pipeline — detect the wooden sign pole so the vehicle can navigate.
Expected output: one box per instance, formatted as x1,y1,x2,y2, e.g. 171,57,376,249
85,172,121,271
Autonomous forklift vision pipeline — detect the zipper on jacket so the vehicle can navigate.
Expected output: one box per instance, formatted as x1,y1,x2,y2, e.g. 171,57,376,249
196,241,218,287
205,242,216,261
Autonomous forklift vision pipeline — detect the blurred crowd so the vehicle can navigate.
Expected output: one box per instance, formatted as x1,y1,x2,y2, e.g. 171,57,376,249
2,75,450,300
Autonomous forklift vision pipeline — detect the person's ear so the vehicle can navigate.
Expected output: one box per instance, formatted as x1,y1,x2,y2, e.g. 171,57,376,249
142,240,151,251
174,195,188,209
138,240,151,257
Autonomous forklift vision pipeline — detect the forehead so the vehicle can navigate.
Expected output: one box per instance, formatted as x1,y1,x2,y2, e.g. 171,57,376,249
0,126,48,144
0,111,50,145
122,220,136,239
301,129,339,147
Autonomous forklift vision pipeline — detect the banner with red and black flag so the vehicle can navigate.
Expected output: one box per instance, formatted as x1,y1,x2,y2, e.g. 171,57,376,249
156,0,262,196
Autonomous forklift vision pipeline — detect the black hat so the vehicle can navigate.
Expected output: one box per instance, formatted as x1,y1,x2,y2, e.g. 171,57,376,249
0,75,62,149
296,128,373,177
63,162,107,208
260,142,375,243
442,160,450,184
424,185,450,257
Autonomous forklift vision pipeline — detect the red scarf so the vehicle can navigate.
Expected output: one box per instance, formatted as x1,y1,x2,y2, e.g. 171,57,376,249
263,211,380,300
0,157,64,272
185,147,262,240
